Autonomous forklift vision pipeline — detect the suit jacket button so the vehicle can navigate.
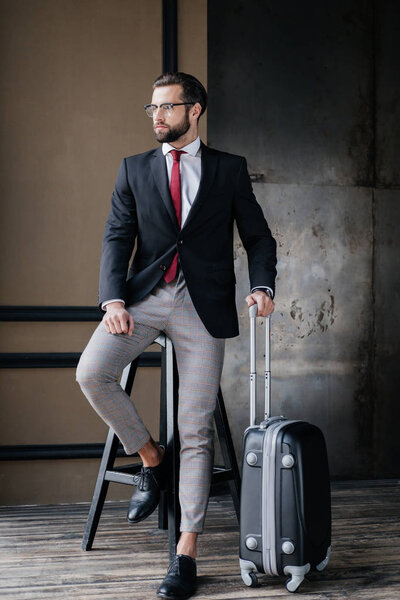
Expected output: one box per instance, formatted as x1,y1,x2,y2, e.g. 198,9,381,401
160,264,167,271
178,240,183,245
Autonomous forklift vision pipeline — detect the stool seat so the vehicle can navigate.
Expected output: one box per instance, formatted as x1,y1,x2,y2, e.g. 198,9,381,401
81,333,241,561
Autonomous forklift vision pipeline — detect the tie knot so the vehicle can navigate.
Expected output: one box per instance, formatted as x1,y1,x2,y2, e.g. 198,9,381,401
170,149,186,162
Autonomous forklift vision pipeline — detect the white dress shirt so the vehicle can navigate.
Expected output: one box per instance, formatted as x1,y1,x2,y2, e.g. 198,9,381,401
102,136,272,309
163,135,202,227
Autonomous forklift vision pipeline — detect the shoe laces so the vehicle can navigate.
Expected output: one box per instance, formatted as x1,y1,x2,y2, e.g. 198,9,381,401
168,555,183,575
132,446,165,491
132,467,151,491
167,555,196,576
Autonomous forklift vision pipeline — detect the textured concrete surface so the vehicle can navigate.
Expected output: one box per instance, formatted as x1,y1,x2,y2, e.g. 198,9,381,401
373,190,400,477
220,183,373,478
209,0,399,478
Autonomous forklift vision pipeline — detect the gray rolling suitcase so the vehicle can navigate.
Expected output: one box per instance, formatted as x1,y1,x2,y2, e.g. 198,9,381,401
239,305,331,592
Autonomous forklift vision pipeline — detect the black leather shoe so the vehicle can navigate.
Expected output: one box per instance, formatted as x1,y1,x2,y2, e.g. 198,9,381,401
127,446,165,524
157,554,197,599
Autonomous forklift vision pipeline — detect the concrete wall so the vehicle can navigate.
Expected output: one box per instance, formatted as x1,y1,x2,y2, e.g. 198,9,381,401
209,0,400,478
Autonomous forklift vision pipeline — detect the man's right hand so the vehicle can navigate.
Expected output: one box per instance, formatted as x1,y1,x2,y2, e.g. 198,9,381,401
103,302,134,336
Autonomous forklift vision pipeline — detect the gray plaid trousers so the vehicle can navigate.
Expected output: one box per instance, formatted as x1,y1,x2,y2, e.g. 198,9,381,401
76,268,226,533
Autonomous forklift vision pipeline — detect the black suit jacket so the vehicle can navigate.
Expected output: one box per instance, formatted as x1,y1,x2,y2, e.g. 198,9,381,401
98,141,277,338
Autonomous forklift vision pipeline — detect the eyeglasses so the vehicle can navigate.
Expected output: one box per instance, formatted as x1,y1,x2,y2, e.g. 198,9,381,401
144,102,194,118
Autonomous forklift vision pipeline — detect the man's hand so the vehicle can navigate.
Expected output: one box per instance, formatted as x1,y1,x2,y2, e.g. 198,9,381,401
245,291,275,317
103,301,134,336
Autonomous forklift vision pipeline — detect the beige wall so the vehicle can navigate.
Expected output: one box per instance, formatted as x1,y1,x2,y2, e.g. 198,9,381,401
0,0,207,504
0,0,162,307
179,0,207,142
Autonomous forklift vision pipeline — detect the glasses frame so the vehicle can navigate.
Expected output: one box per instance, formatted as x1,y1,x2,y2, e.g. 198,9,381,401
143,102,194,117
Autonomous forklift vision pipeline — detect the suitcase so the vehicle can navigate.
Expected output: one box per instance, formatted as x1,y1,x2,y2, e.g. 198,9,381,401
239,304,331,592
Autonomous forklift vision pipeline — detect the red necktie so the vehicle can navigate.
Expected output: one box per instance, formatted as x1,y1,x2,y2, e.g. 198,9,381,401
164,149,186,283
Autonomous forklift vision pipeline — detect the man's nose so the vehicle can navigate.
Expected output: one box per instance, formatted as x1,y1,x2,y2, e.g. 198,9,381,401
153,106,163,120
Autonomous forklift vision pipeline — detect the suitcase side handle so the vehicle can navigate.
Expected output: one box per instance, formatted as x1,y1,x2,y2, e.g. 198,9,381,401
248,304,271,426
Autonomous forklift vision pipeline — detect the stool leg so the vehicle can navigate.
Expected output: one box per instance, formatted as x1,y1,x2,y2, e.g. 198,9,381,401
158,344,168,530
81,427,120,550
165,338,181,561
214,387,241,521
81,359,140,550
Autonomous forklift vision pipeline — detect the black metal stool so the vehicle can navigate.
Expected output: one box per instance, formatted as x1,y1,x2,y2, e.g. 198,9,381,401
81,333,241,561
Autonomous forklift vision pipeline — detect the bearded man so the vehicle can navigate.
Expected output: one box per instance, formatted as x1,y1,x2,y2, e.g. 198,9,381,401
76,71,276,599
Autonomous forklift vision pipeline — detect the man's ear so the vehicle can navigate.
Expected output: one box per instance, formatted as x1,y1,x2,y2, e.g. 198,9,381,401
192,102,202,120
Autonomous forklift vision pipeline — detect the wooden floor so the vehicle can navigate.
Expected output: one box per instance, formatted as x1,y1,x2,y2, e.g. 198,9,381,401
0,480,399,600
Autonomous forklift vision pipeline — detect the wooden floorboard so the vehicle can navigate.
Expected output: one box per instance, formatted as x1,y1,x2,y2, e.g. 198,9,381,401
0,481,399,599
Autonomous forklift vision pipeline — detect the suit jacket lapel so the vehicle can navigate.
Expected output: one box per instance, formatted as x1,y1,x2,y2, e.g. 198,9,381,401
150,147,179,230
181,142,219,231
150,141,219,232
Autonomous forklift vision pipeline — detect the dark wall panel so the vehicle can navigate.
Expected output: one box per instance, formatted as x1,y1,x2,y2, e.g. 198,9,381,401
375,0,400,186
208,0,373,186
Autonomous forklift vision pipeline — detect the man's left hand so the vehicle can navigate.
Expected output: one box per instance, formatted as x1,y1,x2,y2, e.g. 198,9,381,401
245,291,275,317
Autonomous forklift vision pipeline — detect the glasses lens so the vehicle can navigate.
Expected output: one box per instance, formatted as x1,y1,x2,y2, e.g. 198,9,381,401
161,104,173,115
144,105,155,117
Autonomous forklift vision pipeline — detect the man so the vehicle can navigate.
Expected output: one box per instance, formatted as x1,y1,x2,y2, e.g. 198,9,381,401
76,72,276,599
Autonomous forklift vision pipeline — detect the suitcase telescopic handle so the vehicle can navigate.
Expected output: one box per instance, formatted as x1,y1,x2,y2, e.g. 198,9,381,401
249,303,271,426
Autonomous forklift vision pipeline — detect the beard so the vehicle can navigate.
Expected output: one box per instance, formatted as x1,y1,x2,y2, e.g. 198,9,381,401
153,111,191,143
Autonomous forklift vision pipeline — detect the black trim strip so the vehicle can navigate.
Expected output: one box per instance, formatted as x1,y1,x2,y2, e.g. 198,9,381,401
163,0,178,73
0,352,161,369
0,443,130,461
0,306,102,321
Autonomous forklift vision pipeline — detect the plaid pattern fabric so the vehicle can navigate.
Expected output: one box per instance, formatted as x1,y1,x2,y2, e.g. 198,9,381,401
76,267,225,533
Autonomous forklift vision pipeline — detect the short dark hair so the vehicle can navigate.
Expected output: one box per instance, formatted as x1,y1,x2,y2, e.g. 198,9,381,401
152,72,208,120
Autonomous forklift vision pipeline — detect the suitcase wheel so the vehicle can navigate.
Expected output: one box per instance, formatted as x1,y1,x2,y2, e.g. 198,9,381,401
285,577,301,593
239,559,259,587
316,545,331,571
241,571,258,587
284,563,310,593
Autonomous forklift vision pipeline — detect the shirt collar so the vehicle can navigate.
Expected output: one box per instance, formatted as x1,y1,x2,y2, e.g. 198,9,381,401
162,135,201,157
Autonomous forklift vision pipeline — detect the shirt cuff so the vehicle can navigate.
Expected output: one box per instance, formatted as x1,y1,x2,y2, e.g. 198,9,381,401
101,298,125,311
251,286,274,298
